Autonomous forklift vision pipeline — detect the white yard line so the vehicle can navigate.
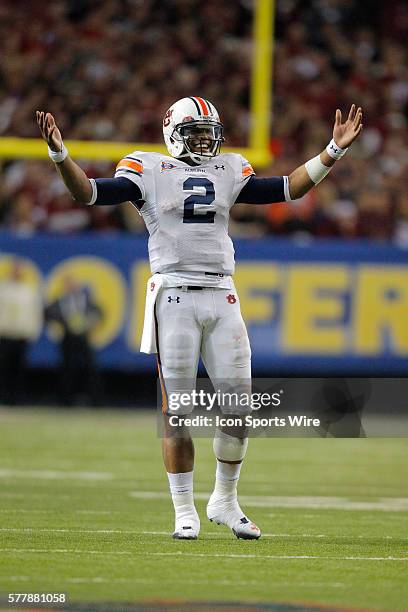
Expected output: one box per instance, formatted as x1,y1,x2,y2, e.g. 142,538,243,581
141,531,408,540
129,491,408,512
0,575,346,588
0,548,407,561
0,509,119,514
0,528,136,534
1,469,406,511
0,528,406,542
0,468,114,480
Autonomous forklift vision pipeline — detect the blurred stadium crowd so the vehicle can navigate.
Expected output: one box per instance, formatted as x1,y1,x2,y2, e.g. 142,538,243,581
0,0,407,243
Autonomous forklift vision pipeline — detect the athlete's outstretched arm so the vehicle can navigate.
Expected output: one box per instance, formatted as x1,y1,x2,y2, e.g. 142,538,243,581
36,111,93,203
236,105,363,205
36,111,142,205
288,104,363,199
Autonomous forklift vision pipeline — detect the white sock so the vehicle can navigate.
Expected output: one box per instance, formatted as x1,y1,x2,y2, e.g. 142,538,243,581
167,471,196,517
213,460,243,498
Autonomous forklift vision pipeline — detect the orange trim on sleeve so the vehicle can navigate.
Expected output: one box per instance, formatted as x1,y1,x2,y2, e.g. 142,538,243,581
242,165,254,177
116,159,143,174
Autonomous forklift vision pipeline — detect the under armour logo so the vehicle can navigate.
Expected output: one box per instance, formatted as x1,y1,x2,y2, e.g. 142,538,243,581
330,144,339,153
214,164,225,170
168,296,180,303
226,294,236,304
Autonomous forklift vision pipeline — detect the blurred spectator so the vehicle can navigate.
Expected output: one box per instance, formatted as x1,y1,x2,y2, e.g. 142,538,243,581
45,193,91,233
0,0,406,242
267,0,408,242
0,258,43,404
356,188,395,241
45,275,103,406
6,192,40,235
394,192,408,246
0,0,251,143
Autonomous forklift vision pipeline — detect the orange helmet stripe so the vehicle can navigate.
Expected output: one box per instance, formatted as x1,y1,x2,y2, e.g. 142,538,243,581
193,96,209,116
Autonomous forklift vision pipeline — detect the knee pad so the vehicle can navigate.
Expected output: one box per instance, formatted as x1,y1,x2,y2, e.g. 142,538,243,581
213,430,248,462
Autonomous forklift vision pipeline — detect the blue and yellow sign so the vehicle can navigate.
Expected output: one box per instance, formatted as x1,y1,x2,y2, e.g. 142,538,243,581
1,234,407,373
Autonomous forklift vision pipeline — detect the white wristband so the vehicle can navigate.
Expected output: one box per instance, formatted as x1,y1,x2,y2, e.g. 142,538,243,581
48,143,68,163
304,155,331,185
86,178,97,205
326,138,348,160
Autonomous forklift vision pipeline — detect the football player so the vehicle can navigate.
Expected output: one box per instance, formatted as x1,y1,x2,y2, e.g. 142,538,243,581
36,97,363,540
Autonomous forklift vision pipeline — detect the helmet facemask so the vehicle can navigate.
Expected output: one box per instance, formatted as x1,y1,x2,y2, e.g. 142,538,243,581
174,120,224,164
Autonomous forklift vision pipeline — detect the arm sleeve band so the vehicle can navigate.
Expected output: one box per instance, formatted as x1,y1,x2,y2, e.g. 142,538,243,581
86,177,144,207
235,175,291,204
304,155,331,184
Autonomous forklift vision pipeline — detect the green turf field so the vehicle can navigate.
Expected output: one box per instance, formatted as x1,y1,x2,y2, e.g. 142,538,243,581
0,408,407,611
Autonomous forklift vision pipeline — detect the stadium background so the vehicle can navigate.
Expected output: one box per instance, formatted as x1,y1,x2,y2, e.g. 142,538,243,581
1,3,408,611
0,0,407,405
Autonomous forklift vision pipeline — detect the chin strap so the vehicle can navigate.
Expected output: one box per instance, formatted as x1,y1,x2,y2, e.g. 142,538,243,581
177,153,202,166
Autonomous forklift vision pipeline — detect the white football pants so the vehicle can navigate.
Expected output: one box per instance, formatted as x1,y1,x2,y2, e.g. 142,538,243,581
154,285,251,415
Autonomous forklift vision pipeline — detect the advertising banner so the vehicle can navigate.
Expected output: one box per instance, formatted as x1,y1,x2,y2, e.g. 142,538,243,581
1,233,407,374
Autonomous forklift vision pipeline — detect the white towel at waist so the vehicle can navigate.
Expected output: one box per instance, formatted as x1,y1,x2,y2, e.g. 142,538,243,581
140,274,164,354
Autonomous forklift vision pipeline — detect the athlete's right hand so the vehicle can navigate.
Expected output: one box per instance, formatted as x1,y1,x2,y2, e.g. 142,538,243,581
36,111,63,152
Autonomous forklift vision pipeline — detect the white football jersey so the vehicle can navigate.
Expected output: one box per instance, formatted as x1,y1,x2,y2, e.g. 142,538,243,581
114,152,255,275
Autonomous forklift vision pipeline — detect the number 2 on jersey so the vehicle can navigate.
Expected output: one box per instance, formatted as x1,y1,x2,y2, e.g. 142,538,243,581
183,177,215,224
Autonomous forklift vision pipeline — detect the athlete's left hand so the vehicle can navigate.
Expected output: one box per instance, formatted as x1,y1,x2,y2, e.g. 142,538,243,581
332,104,363,148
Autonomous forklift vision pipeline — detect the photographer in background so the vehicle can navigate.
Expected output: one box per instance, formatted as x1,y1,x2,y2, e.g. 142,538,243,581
45,275,103,406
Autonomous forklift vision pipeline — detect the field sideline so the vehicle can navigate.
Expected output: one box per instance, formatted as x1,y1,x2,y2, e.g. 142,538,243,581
0,408,407,611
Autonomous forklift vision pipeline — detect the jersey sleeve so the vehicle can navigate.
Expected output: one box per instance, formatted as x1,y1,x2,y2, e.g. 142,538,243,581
230,154,256,203
232,153,292,204
86,177,143,206
235,175,290,204
114,153,146,199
